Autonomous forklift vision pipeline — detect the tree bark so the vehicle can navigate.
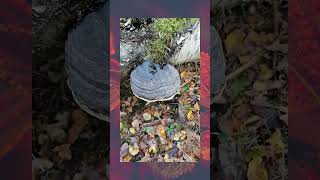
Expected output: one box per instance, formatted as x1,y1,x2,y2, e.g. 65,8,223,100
120,22,201,79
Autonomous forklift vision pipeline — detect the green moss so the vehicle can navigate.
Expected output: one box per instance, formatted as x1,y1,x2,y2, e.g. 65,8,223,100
148,18,198,64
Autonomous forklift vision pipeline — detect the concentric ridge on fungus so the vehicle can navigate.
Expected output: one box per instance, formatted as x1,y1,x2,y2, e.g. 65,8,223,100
130,60,181,102
65,3,109,121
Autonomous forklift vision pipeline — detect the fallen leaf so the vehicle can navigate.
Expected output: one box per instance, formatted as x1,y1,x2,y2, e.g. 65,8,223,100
129,143,139,156
253,80,269,91
138,152,150,162
46,126,66,143
153,111,160,119
225,29,246,55
129,127,136,134
247,157,268,180
139,141,148,150
53,144,72,160
181,84,189,93
193,103,200,111
157,125,166,138
149,145,157,154
67,109,88,144
187,110,194,121
120,143,129,157
173,132,180,141
280,114,288,125
32,158,53,172
143,113,152,121
163,154,171,162
267,129,285,154
259,64,273,80
180,130,187,140
239,55,253,65
131,119,140,130
120,122,124,129
122,154,132,162
180,71,187,79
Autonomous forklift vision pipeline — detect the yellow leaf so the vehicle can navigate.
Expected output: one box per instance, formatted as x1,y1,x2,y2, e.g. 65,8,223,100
129,127,136,134
267,129,285,154
149,146,157,154
187,110,194,121
180,71,187,79
225,29,245,55
129,144,139,156
157,125,166,137
123,154,132,162
180,130,187,140
174,133,181,141
164,154,172,162
247,157,268,180
193,103,200,111
120,122,123,129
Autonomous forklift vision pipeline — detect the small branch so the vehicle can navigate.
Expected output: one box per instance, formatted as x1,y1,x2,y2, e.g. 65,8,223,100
141,120,161,127
225,57,259,81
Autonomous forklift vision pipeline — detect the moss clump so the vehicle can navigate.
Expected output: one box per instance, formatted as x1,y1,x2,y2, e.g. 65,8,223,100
148,18,198,64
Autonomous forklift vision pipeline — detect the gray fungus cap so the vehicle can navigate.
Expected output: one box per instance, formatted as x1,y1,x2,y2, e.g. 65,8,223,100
130,60,181,102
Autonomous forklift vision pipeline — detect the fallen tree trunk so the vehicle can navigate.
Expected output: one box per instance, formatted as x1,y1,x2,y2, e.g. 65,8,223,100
120,21,200,79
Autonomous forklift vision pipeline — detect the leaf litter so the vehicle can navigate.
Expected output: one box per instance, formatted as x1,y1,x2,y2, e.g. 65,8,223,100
120,62,200,162
212,1,288,180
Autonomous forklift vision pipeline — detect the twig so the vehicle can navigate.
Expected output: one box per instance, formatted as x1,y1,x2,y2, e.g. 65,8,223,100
225,57,259,81
179,148,194,162
141,120,161,127
290,65,320,104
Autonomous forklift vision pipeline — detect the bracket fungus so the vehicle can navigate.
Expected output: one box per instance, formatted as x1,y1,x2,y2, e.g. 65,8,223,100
130,60,181,104
65,4,109,121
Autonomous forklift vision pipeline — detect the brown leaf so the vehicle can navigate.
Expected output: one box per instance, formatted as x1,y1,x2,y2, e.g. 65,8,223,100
259,64,273,80
32,158,53,173
46,126,66,143
53,144,72,160
67,109,88,144
131,119,140,130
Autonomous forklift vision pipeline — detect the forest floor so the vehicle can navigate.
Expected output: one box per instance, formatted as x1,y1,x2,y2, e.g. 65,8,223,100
32,1,108,180
211,0,288,180
120,62,201,162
